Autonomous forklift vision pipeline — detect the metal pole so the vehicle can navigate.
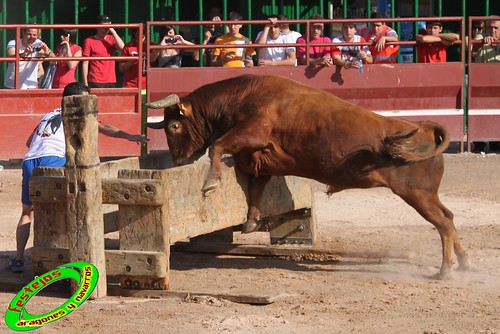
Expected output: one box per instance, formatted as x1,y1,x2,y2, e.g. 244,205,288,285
367,0,371,17
49,0,54,52
437,0,442,17
100,0,104,15
25,0,29,22
197,0,204,66
247,0,252,39
74,0,79,24
414,0,419,63
343,0,347,18
485,0,490,16
124,0,129,40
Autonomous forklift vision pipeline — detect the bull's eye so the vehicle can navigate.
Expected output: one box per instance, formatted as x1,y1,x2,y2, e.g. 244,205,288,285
169,121,180,132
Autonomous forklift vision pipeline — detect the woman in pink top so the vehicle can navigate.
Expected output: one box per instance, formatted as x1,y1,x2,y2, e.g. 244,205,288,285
51,29,82,88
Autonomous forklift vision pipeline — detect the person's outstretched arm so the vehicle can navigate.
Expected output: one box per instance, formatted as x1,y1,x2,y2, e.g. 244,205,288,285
98,123,149,144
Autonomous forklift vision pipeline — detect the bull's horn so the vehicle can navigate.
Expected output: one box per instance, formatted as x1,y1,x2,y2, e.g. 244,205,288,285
145,94,180,109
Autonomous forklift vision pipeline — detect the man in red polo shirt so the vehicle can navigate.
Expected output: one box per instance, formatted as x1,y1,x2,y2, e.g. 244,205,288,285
416,21,459,63
119,25,159,88
82,15,125,88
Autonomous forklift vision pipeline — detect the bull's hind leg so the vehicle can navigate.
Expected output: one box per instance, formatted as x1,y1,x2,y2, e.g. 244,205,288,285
242,175,272,233
395,188,470,277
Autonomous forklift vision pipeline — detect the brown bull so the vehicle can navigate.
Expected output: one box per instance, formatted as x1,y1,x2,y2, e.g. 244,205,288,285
147,74,469,277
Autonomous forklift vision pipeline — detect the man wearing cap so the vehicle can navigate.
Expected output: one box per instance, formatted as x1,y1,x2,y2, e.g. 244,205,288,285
82,15,125,88
416,21,459,63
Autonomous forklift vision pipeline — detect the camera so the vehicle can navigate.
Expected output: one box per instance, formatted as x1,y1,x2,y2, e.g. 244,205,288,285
164,36,177,44
33,46,42,52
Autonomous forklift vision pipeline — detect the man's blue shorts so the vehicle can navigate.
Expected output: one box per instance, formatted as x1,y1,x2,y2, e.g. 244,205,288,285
21,156,66,205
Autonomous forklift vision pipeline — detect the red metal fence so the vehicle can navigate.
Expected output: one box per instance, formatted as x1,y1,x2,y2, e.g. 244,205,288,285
0,23,144,159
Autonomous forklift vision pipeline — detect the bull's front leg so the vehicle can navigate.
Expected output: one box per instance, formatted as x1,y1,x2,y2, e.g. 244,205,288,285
242,175,272,233
202,127,271,196
202,144,223,196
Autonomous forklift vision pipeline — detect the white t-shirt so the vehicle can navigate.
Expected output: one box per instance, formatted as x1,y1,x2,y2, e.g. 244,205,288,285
331,34,371,61
24,108,66,161
4,39,43,89
281,31,302,49
256,31,295,62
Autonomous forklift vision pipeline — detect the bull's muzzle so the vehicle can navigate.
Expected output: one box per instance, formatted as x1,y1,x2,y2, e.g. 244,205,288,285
145,94,180,109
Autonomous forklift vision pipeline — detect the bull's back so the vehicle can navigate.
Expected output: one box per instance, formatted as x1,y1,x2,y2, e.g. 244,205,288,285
235,76,427,183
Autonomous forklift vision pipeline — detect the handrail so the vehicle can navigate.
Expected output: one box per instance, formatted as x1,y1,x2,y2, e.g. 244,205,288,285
1,17,466,90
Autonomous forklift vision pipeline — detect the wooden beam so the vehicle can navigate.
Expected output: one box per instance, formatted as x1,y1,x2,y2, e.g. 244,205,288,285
107,284,283,305
63,94,106,298
105,250,167,277
101,179,164,205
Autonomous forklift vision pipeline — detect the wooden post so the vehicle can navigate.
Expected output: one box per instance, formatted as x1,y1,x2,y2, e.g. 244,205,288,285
63,94,106,298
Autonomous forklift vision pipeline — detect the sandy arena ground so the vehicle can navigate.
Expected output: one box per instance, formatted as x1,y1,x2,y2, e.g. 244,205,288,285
0,153,499,334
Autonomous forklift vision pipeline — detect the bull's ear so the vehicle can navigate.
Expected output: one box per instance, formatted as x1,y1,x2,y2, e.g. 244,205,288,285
179,103,191,118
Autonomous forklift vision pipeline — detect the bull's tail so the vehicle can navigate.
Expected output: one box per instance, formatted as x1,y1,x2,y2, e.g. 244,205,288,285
383,121,450,163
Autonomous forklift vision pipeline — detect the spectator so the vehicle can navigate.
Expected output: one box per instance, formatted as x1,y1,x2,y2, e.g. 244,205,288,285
157,25,197,68
4,28,52,89
278,14,302,44
190,6,225,43
8,82,149,273
212,11,256,67
296,14,332,67
81,15,125,88
119,26,159,88
360,13,399,64
416,21,459,63
474,18,500,63
193,14,224,66
474,18,500,152
466,20,485,59
255,16,296,66
332,21,373,70
50,29,82,89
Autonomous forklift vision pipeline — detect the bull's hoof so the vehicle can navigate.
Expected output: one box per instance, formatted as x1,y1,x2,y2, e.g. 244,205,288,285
202,178,221,197
431,269,453,280
241,220,261,234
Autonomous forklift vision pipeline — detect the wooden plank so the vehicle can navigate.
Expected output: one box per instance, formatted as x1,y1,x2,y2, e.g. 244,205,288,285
164,157,315,243
107,284,283,305
100,157,140,179
105,250,167,277
63,94,106,298
101,179,164,205
31,247,70,275
171,242,411,260
118,169,170,289
31,247,167,277
29,176,67,203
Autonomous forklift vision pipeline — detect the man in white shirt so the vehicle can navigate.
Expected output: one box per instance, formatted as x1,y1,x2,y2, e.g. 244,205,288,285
332,21,373,70
255,16,296,66
9,82,148,273
4,28,52,89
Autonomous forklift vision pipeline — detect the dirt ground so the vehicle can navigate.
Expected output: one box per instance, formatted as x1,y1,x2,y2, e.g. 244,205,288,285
0,153,499,334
